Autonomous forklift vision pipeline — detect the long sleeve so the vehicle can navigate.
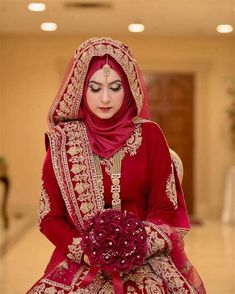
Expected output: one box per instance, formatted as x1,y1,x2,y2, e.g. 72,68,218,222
38,147,83,263
143,123,190,258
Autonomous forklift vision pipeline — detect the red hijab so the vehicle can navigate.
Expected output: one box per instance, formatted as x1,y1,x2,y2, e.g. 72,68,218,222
78,56,137,158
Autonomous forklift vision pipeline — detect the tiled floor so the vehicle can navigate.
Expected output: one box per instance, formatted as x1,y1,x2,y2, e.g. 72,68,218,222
0,220,234,294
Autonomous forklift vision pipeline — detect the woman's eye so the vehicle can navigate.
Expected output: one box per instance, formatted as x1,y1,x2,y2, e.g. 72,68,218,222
89,86,101,93
110,84,122,92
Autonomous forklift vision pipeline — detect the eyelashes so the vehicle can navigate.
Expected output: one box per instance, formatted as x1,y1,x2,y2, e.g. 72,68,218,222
89,87,101,93
89,84,122,93
110,84,122,92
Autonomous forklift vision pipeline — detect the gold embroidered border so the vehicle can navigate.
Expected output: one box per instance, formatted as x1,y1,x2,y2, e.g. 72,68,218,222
149,256,197,294
42,264,88,292
143,221,173,258
49,38,144,129
38,179,51,229
47,129,82,231
47,121,104,231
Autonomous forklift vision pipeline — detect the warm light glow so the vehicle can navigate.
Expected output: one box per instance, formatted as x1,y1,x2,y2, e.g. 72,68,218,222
216,24,233,33
40,22,57,32
128,23,145,33
28,3,46,12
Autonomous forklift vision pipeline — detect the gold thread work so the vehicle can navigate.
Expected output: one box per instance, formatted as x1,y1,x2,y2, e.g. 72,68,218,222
94,150,122,210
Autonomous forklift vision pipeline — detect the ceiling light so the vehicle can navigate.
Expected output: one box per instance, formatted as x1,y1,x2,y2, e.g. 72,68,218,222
28,3,46,12
128,23,145,33
216,24,233,33
40,22,58,32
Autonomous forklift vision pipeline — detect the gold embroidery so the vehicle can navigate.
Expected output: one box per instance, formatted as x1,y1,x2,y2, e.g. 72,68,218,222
149,256,197,294
38,179,51,228
47,128,82,230
124,264,165,294
98,281,114,294
29,283,66,294
165,163,178,209
49,38,144,129
132,117,147,124
28,283,47,293
29,256,196,293
67,237,83,263
122,124,142,157
47,121,104,232
100,124,142,176
143,221,172,258
144,225,166,257
93,124,142,211
170,149,184,183
94,150,122,210
42,264,89,291
63,122,104,221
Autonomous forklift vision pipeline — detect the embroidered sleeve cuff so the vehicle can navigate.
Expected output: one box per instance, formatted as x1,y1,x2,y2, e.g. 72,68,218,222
67,237,83,264
143,221,172,259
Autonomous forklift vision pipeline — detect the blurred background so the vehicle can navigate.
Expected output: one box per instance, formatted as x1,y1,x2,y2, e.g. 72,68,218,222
0,0,235,293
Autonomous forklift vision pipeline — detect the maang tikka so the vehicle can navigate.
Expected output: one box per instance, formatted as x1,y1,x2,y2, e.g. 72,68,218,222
102,54,111,82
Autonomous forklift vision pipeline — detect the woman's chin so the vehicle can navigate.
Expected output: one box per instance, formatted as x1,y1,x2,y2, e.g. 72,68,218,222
96,111,115,120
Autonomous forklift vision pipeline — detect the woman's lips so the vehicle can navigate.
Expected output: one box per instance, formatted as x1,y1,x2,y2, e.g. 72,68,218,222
99,107,112,112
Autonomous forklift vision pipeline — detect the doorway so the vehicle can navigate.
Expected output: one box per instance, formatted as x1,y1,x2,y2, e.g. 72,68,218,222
144,73,194,215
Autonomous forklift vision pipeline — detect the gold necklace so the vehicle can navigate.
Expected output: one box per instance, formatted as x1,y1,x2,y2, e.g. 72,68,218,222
93,150,122,210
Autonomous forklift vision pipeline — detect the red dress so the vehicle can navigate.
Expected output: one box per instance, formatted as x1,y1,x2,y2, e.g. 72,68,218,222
27,121,206,293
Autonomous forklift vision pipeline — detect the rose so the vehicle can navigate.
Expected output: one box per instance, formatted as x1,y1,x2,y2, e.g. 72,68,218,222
118,233,135,250
123,218,140,232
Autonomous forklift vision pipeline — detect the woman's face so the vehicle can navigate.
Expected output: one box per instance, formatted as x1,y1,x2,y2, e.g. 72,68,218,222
86,68,124,119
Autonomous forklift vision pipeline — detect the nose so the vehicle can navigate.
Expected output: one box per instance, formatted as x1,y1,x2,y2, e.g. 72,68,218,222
100,87,110,104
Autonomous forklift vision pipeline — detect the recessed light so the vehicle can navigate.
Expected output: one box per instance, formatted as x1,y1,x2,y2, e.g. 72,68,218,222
28,3,46,12
40,22,57,32
128,23,145,33
216,24,233,33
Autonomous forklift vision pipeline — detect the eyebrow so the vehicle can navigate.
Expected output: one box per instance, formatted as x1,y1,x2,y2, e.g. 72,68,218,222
88,79,122,86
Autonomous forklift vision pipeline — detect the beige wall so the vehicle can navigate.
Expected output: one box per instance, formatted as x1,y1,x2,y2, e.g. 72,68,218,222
0,34,234,219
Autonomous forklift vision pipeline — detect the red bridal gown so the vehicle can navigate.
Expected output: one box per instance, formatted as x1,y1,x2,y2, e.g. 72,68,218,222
27,120,206,294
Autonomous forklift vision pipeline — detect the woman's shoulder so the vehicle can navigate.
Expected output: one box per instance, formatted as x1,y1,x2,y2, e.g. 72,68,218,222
135,119,169,150
136,119,164,137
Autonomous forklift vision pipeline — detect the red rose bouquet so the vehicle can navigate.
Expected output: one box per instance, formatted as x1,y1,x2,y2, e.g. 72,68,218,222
79,209,147,293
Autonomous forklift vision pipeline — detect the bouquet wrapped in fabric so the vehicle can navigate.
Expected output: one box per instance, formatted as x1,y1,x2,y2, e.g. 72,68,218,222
80,209,147,293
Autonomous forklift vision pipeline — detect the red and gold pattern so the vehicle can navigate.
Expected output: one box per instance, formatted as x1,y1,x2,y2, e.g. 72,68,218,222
27,121,206,294
48,37,145,130
27,37,206,294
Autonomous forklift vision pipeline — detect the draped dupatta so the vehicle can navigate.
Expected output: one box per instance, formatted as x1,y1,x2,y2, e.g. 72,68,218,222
48,37,150,129
46,37,190,234
46,37,154,232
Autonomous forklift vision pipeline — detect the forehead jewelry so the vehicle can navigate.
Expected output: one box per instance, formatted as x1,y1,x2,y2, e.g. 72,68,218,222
102,55,111,82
